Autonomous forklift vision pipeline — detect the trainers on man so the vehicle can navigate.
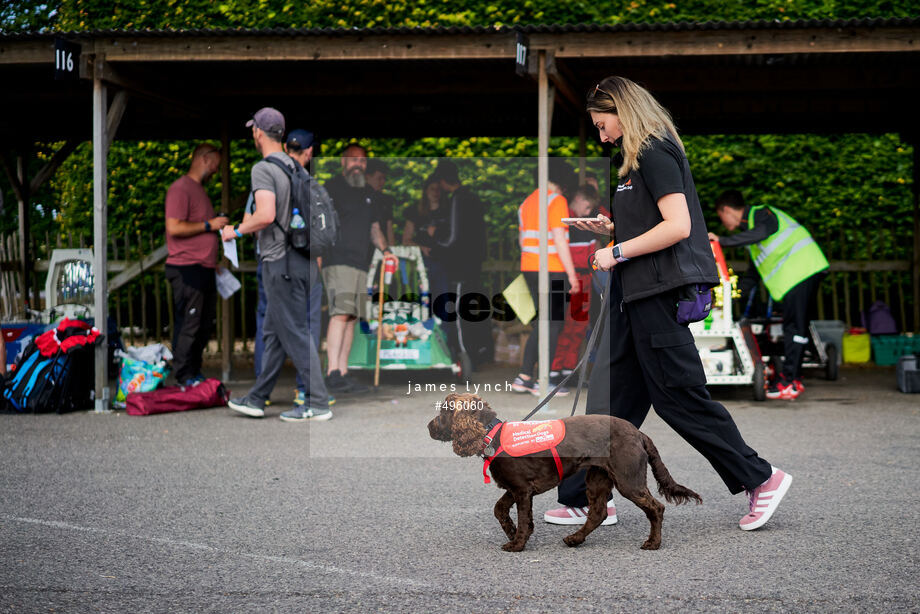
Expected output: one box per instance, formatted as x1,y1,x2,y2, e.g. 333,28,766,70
341,374,369,394
325,370,349,391
294,390,335,406
228,396,266,418
280,406,333,422
544,501,617,526
766,378,800,400
511,376,540,396
781,380,803,400
739,467,792,531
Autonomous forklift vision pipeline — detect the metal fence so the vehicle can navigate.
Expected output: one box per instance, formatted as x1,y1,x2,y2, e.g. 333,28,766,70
1,230,917,354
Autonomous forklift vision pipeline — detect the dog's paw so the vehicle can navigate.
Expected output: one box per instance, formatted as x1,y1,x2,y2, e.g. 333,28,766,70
640,539,661,550
501,541,525,552
563,535,584,548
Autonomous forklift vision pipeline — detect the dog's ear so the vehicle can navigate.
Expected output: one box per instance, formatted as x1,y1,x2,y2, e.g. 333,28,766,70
451,411,487,457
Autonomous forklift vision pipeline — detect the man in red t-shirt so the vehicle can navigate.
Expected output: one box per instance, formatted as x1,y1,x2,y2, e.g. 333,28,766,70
164,143,227,386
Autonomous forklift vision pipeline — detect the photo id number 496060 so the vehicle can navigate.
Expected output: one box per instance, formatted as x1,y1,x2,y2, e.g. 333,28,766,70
443,399,484,411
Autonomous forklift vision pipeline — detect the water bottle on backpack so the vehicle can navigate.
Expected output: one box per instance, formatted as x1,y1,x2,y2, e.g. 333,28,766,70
290,208,306,229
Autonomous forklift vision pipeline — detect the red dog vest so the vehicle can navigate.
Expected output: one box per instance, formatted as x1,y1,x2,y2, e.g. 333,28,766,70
482,420,566,484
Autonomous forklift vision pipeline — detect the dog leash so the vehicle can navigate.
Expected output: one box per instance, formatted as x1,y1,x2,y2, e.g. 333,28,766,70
520,273,611,421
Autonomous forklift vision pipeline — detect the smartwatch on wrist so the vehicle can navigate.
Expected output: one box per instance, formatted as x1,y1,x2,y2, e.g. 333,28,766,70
612,243,629,263
204,220,211,232
233,224,243,238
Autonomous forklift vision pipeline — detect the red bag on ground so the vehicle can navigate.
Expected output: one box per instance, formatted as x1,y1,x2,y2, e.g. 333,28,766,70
125,378,230,416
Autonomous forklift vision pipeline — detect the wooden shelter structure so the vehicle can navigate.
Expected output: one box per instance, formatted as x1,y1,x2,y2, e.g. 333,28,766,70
1,17,919,409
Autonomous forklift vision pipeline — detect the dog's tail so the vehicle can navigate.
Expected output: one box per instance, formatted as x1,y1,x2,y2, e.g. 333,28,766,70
640,432,703,506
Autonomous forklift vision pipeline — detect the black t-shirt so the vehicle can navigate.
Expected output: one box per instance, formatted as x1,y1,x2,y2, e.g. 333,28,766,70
324,175,381,269
405,207,437,248
374,191,396,231
612,135,719,302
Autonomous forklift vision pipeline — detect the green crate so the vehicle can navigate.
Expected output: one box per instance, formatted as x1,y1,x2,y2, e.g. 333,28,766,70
871,335,917,366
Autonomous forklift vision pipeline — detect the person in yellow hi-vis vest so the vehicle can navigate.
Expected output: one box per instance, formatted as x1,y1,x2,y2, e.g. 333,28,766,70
510,161,581,397
709,190,829,400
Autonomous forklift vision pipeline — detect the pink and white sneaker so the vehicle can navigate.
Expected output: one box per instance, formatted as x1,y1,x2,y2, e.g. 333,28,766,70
544,501,617,526
739,467,793,531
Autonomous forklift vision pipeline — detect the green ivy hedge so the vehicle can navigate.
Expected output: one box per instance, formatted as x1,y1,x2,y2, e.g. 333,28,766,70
48,0,920,31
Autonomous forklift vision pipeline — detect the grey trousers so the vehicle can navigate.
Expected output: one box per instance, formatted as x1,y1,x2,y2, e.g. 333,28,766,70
248,251,328,409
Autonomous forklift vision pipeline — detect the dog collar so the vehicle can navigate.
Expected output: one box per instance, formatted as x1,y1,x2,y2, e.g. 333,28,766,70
481,419,503,457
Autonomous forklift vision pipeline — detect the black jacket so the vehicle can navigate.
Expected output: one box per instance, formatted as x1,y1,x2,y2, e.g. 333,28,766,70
432,185,486,280
612,136,718,303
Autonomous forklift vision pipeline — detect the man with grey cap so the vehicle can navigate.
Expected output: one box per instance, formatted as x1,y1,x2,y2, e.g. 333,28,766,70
223,108,331,422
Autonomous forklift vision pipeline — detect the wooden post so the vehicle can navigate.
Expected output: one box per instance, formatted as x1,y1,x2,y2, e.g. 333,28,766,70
841,229,851,326
828,232,839,321
140,239,148,346
537,49,550,394
125,232,135,347
113,237,122,334
913,140,920,332
220,125,232,381
92,59,110,411
15,150,33,311
152,237,162,342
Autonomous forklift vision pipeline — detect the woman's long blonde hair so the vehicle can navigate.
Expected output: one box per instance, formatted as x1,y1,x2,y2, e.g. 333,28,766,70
586,76,683,178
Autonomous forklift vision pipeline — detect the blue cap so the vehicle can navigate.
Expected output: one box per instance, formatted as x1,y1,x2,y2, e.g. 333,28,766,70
286,129,315,151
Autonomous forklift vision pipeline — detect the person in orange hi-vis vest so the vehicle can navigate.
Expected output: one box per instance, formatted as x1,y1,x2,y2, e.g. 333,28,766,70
510,160,581,397
550,184,602,385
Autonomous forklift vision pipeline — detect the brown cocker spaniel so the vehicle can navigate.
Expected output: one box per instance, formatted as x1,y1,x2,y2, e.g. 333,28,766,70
428,393,702,552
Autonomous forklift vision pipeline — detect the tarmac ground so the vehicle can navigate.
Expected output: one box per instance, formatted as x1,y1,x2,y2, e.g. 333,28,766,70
1,362,918,613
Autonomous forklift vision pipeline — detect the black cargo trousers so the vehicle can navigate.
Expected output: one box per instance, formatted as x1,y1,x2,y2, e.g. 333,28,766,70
557,269,773,507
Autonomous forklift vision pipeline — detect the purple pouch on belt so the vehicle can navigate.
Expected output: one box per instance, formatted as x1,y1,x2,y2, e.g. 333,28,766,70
676,284,712,325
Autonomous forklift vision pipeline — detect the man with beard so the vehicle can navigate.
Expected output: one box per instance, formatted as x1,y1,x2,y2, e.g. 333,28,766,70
164,143,228,386
323,144,395,394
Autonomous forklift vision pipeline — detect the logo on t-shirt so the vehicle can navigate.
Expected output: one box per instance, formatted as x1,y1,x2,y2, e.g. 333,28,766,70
616,179,633,193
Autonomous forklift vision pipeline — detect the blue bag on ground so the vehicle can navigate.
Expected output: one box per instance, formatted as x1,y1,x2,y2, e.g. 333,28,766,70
114,344,172,409
1,319,102,413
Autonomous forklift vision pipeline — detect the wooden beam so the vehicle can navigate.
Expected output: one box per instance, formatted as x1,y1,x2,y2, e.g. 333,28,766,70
105,90,127,150
0,153,25,203
90,33,516,62
86,60,204,118
546,54,582,115
534,25,920,58
3,24,918,67
107,244,168,292
29,140,79,194
0,39,53,65
726,260,911,273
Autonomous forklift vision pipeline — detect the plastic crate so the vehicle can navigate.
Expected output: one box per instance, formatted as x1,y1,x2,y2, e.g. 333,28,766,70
871,335,917,366
843,333,871,363
897,355,920,393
